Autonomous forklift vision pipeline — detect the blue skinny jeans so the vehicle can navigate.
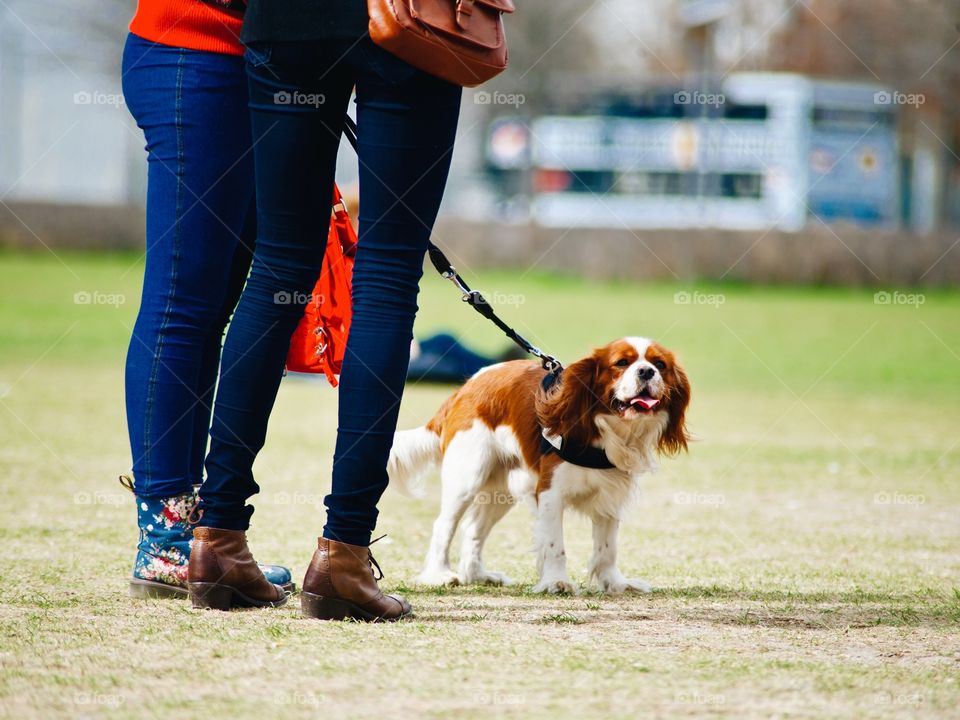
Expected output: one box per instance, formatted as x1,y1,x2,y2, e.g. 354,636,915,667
122,33,256,499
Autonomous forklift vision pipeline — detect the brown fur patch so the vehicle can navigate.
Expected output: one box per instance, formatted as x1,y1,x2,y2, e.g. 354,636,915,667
645,343,691,455
426,362,561,487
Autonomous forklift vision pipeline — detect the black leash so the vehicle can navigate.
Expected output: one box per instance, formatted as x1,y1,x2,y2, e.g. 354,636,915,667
341,115,563,374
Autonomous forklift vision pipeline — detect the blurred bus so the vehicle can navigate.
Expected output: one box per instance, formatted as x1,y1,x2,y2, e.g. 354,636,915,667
484,74,899,231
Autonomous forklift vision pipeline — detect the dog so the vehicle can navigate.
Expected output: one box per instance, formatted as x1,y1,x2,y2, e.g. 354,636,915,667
388,337,690,594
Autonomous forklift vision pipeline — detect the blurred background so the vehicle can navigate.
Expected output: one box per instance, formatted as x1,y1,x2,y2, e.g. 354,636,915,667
0,0,958,284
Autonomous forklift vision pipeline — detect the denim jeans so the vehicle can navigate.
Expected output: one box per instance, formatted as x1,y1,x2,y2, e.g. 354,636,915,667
199,39,462,546
122,33,256,499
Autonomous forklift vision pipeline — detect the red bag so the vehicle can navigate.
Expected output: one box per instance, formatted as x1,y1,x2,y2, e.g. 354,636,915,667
285,184,357,386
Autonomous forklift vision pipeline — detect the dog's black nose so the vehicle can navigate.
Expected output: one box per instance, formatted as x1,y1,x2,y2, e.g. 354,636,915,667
638,366,656,381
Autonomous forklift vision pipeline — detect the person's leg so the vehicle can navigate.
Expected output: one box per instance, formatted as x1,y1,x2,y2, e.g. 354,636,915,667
188,200,255,484
121,34,290,596
198,42,354,530
322,43,462,546
123,33,255,500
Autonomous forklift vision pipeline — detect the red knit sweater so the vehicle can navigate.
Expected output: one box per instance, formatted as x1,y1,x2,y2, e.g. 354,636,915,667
129,0,244,56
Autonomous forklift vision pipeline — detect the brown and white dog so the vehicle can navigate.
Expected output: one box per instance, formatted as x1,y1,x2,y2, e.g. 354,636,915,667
388,337,690,594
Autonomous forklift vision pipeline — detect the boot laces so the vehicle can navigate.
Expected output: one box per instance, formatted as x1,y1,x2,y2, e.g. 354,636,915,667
368,534,388,581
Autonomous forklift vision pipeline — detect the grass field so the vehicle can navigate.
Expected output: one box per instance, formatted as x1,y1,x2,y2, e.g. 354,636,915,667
0,250,958,719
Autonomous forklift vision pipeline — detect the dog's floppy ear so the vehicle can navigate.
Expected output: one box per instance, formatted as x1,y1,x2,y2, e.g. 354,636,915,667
536,352,602,447
658,361,691,456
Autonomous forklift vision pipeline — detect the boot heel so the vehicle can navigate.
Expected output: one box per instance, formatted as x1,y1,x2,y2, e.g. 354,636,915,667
301,592,354,621
189,583,234,611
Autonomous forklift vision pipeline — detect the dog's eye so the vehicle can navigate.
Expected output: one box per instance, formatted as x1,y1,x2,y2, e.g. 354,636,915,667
615,358,630,368
653,360,666,371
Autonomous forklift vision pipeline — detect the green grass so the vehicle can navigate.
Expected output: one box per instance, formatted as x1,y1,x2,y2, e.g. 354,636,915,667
0,250,958,719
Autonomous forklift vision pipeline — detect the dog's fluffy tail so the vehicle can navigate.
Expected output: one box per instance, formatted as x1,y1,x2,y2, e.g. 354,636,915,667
387,426,441,497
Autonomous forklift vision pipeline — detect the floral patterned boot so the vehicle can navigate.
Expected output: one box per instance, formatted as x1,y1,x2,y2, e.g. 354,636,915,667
121,475,294,598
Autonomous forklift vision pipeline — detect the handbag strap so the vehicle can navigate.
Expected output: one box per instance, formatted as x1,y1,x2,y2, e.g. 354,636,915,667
341,115,561,373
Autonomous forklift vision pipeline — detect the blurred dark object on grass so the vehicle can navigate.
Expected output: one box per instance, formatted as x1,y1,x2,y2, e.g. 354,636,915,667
407,332,527,384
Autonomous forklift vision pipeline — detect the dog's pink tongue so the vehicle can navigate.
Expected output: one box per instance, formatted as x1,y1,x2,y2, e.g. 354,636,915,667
631,396,660,410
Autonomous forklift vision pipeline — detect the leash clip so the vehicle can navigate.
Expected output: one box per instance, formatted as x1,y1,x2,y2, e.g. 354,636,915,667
542,356,562,373
462,290,485,306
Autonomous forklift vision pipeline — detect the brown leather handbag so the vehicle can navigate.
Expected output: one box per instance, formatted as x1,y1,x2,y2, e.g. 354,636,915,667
368,0,515,87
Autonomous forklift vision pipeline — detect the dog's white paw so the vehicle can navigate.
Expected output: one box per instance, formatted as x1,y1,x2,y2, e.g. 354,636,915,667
416,568,460,587
532,578,579,595
597,574,652,594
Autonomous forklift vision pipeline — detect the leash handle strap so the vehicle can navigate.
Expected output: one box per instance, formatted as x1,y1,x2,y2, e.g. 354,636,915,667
341,115,562,373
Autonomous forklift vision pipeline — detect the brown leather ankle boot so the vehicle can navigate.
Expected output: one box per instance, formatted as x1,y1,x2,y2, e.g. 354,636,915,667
301,537,412,622
188,527,288,611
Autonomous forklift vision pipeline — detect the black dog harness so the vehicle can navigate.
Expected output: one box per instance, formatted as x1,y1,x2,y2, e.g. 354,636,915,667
537,371,616,470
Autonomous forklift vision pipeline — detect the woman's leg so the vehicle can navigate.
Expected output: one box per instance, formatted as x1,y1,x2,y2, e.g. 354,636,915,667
188,200,255,484
322,46,462,547
199,42,355,530
123,33,256,499
122,34,291,596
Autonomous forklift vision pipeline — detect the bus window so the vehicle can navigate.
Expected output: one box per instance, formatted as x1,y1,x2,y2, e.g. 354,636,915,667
723,104,769,120
812,107,894,127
